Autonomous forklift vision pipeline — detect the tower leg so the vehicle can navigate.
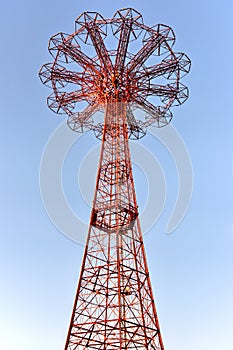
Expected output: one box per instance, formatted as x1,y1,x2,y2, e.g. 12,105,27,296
64,102,164,350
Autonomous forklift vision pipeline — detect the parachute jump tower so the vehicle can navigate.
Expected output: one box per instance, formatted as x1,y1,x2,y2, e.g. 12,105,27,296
39,8,190,349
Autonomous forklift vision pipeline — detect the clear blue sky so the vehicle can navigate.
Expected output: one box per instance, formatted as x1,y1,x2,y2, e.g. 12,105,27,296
0,0,232,349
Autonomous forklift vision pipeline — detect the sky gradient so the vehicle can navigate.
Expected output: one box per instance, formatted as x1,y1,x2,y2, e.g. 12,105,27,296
0,1,232,349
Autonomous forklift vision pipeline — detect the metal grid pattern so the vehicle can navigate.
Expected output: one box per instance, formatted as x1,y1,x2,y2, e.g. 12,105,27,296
39,7,191,349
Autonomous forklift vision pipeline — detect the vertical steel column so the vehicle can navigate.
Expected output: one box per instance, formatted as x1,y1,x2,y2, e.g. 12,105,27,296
64,102,164,350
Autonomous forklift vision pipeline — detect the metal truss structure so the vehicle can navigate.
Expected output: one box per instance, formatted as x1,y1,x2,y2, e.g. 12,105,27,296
39,8,190,350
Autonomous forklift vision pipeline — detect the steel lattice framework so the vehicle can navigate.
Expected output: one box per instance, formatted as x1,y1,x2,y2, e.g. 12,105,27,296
39,8,190,350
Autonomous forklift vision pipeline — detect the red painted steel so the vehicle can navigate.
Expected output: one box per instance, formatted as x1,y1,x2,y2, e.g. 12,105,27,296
39,8,190,349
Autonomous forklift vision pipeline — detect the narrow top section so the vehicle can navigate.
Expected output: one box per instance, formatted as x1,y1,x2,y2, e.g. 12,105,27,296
39,8,191,138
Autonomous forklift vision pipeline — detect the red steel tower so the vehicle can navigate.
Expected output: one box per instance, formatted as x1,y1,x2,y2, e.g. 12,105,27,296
39,8,190,349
